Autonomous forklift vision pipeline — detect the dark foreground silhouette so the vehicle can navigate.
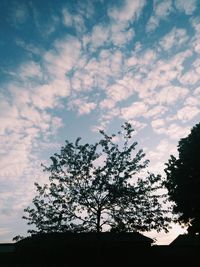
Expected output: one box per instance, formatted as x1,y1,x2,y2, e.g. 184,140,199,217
0,232,200,266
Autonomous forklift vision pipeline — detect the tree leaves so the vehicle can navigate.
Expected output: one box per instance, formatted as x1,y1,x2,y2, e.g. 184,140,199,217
23,122,170,235
164,122,200,234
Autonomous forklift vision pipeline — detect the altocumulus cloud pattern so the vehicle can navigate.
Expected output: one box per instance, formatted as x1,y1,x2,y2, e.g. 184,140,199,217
0,0,199,244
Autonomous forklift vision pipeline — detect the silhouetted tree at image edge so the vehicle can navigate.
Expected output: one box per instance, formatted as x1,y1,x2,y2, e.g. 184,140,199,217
16,122,171,239
164,122,200,235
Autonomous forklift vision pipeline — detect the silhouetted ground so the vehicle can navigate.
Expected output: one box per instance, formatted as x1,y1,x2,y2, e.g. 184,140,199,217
0,233,200,266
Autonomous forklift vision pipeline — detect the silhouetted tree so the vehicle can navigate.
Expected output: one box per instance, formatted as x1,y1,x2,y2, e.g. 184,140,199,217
23,122,170,235
164,122,200,234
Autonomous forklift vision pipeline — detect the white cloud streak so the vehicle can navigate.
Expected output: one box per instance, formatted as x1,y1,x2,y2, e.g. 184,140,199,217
175,0,197,15
159,28,189,51
121,102,148,120
108,0,146,24
146,0,173,32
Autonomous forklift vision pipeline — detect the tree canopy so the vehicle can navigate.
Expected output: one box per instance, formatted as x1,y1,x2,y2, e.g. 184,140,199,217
23,122,170,235
164,122,200,234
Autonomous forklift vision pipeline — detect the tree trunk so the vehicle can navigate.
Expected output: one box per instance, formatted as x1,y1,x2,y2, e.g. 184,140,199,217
96,208,101,233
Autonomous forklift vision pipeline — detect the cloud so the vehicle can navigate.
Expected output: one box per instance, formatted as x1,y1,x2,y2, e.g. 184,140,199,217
109,50,123,75
151,121,167,135
129,120,147,132
178,70,199,85
108,0,146,24
99,99,115,110
167,49,192,72
194,87,200,95
44,36,82,79
62,8,73,27
110,24,135,47
91,108,120,133
68,98,97,115
0,158,49,238
151,119,165,129
19,61,42,80
193,58,200,74
177,58,200,86
89,25,110,50
144,106,168,118
154,0,173,17
11,2,29,25
191,17,200,33
0,98,20,135
0,228,11,236
104,83,133,103
146,16,159,33
148,139,177,162
75,49,124,93
159,28,189,51
121,102,148,120
146,138,179,178
154,86,189,105
153,123,191,140
71,71,95,93
73,15,86,34
166,124,191,139
0,98,62,182
82,29,194,132
62,7,86,34
177,106,200,122
76,0,95,19
19,105,53,132
175,0,197,15
85,20,135,50
146,0,173,32
16,39,42,56
31,80,70,110
190,18,200,54
0,140,32,180
184,96,199,106
1,0,200,243
146,0,197,32
101,107,120,122
123,49,192,105
83,57,110,88
0,36,72,204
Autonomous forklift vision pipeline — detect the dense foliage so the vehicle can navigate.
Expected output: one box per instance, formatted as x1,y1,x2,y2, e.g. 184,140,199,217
164,122,200,234
23,123,170,235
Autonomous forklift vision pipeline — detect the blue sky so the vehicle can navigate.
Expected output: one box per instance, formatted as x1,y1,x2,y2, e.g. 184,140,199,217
0,0,200,244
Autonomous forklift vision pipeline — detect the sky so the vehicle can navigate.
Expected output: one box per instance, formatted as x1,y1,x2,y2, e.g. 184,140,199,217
0,0,200,245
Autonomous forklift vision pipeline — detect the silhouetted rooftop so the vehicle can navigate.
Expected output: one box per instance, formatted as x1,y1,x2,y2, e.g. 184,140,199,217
16,231,153,247
170,234,200,246
0,243,15,253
